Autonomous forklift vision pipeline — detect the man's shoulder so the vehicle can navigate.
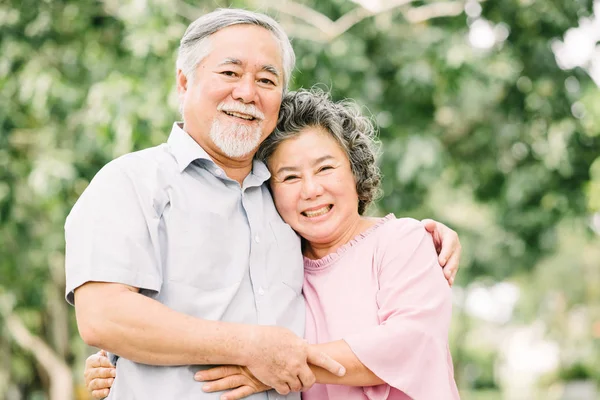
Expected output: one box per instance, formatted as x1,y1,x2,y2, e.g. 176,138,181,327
74,144,174,208
107,144,175,177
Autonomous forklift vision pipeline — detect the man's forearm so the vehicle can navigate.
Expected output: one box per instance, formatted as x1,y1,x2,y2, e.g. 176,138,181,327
75,282,253,367
310,340,383,386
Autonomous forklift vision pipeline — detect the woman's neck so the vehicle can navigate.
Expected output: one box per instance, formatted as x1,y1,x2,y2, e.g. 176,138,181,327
303,216,377,260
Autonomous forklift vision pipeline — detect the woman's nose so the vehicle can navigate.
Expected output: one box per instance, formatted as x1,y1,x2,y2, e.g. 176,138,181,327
301,176,324,199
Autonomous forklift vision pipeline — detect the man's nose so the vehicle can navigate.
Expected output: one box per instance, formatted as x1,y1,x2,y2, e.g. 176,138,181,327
232,74,257,103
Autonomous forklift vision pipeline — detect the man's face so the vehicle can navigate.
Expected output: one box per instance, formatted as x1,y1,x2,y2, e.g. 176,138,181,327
177,24,284,161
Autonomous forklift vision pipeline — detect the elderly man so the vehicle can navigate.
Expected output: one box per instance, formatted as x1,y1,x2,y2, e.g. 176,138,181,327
66,8,461,400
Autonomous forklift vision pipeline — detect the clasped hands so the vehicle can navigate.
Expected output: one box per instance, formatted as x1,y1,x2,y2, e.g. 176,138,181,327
85,325,345,400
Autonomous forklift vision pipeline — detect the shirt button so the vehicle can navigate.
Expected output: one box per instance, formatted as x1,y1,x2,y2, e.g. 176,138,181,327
214,169,223,176
258,287,265,296
254,235,260,243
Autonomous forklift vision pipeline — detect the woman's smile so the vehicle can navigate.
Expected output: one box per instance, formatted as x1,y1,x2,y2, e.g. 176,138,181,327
301,204,333,218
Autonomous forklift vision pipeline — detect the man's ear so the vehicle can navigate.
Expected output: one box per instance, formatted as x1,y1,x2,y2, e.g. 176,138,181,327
176,69,188,98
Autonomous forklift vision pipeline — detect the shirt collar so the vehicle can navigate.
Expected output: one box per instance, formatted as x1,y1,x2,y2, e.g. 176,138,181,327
167,123,214,173
166,122,272,183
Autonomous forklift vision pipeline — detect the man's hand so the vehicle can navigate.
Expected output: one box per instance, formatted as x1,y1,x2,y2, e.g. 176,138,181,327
243,326,345,395
422,219,461,286
196,365,269,400
84,350,116,399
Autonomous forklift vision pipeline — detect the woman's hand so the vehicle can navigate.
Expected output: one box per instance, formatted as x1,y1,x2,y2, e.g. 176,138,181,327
84,350,116,399
195,365,271,400
421,219,461,286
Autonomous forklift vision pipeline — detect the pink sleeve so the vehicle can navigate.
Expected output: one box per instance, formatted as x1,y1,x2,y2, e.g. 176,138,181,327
343,219,459,400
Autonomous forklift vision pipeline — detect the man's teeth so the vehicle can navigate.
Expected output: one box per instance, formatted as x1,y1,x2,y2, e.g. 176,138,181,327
303,205,332,218
224,111,255,120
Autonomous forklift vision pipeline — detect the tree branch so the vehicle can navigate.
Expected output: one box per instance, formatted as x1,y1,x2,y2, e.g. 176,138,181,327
252,0,464,42
402,1,465,23
2,309,73,400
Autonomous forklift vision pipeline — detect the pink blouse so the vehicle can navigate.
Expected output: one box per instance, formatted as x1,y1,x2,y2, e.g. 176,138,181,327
302,215,460,400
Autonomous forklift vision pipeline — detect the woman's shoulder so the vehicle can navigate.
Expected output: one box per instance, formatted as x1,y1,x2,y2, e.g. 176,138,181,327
375,215,426,239
373,215,436,263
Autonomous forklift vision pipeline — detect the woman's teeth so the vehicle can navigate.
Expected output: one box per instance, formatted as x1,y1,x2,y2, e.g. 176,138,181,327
302,205,332,218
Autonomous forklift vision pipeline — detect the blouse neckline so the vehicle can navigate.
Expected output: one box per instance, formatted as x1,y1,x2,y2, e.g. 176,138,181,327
303,213,395,271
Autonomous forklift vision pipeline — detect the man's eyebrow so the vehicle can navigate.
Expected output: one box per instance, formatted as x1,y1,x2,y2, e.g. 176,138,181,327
262,64,280,78
217,58,242,67
217,58,281,79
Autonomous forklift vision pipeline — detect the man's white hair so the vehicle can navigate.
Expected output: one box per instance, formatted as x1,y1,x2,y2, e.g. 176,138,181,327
177,8,296,91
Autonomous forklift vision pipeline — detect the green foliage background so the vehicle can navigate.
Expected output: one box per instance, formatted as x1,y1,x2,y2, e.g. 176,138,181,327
1,0,599,399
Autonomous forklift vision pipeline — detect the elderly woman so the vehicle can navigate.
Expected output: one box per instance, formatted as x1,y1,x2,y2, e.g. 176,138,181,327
85,89,460,399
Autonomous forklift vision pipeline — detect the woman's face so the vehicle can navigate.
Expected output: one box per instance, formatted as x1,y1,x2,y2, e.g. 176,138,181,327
268,126,361,245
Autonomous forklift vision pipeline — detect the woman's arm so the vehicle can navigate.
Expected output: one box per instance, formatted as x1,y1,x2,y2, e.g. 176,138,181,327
309,341,384,386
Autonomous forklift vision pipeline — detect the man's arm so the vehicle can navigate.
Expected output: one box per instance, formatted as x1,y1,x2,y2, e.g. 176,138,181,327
75,282,345,395
75,282,253,366
422,219,461,285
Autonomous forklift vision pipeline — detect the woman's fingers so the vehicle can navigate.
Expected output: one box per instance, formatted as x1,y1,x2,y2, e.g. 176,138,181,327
85,352,114,369
87,367,116,381
195,366,241,382
201,375,249,393
91,388,110,399
89,377,114,391
220,385,258,400
307,348,345,377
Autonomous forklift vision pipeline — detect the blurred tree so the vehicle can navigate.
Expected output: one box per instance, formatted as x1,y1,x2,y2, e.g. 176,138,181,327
1,0,598,398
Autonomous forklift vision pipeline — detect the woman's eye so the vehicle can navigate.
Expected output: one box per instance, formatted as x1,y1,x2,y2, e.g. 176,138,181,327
318,166,333,172
283,175,299,182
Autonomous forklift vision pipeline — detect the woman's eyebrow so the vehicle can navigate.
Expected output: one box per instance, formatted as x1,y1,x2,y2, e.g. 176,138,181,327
275,165,298,175
312,155,334,166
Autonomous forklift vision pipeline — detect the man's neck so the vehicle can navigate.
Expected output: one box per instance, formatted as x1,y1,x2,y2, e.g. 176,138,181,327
183,125,255,185
213,157,254,185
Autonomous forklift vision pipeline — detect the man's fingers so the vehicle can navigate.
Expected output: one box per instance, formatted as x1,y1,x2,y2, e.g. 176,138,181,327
421,219,436,232
196,366,241,381
89,377,114,391
274,383,291,396
444,250,461,286
91,388,110,399
307,350,345,377
202,375,247,393
220,386,257,400
297,367,316,391
287,377,303,392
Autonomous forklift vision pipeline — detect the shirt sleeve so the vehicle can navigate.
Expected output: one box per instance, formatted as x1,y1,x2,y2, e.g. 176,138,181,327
343,219,459,400
64,159,162,305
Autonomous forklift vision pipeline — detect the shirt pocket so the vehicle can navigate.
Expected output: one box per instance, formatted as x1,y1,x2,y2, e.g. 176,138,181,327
269,219,304,294
166,210,242,290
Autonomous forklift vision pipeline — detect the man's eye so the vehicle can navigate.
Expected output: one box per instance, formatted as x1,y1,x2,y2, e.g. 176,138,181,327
258,78,275,85
221,71,237,77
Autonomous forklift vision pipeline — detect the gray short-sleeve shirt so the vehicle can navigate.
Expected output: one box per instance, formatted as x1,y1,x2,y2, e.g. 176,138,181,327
65,123,305,400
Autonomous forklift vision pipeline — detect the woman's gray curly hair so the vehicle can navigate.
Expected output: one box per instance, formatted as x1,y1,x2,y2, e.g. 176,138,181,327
257,89,382,215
